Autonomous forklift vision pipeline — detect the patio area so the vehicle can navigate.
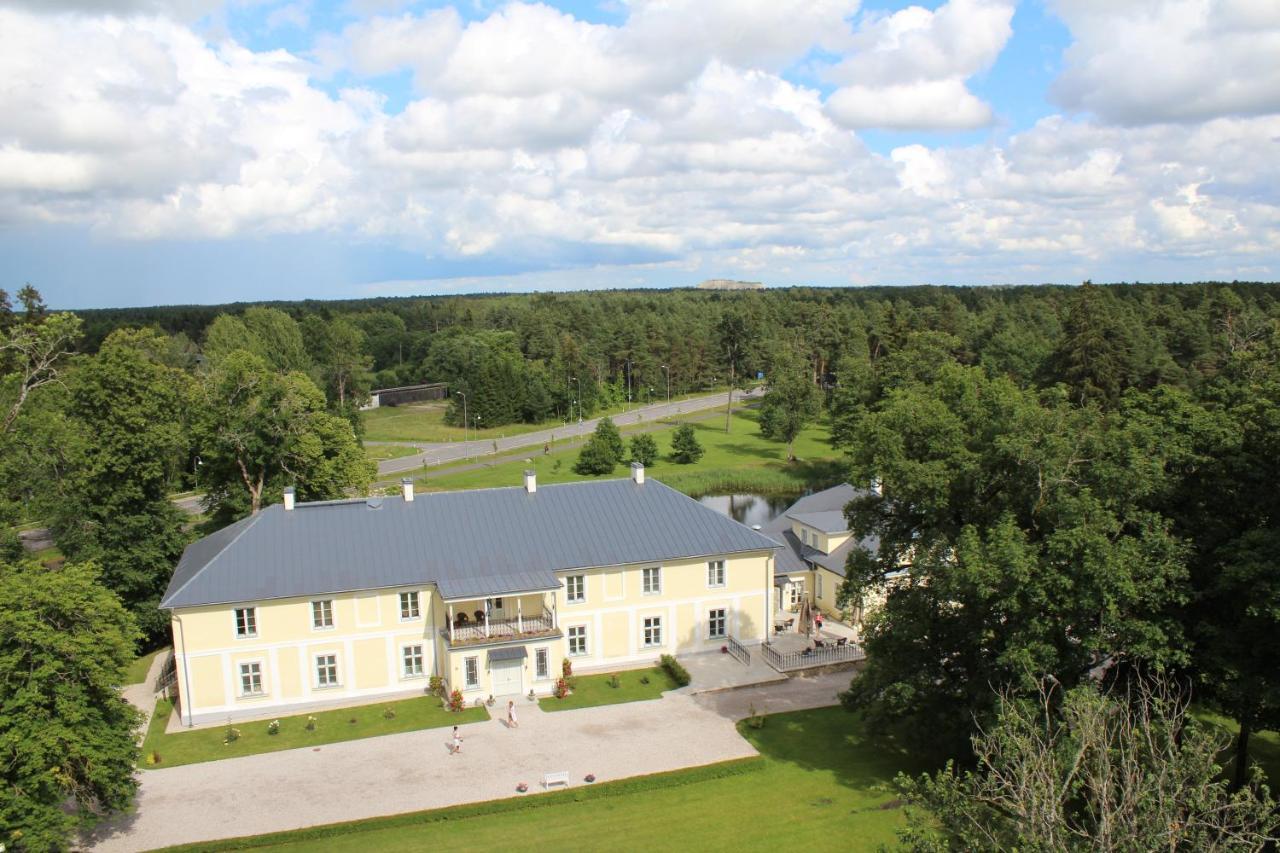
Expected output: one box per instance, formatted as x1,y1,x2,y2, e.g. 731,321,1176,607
764,611,865,670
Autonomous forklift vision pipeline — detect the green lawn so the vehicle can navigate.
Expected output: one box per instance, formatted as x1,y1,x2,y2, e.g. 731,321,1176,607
157,706,931,852
363,444,422,463
412,409,841,496
1193,709,1280,786
125,648,167,685
360,389,734,444
141,696,488,768
539,666,680,712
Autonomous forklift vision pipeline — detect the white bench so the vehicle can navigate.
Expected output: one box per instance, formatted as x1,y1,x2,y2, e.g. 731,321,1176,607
542,771,570,790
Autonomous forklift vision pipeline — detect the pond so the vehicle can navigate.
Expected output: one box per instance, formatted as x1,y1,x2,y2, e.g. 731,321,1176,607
696,493,801,528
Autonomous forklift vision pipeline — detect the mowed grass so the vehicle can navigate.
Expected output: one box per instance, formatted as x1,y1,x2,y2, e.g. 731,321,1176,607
141,697,488,768
125,648,167,685
363,444,423,463
414,409,840,496
159,706,931,852
1193,709,1280,786
360,390,734,444
539,666,680,712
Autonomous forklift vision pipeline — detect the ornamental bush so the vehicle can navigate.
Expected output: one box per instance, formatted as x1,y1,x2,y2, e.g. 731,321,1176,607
670,424,704,464
629,433,659,466
448,689,465,712
660,654,691,687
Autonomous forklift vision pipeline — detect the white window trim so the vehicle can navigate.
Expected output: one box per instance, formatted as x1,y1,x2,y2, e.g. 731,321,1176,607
708,608,727,640
238,659,267,697
567,624,589,656
399,590,422,622
463,655,480,690
642,566,662,596
535,647,551,680
401,644,425,679
311,599,335,632
642,616,663,648
314,653,341,689
565,575,586,605
707,560,727,589
233,606,258,639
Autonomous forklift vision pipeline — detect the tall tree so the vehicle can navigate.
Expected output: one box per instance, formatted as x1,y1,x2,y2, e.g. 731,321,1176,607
0,559,142,851
0,307,82,434
716,309,752,432
757,346,821,461
196,351,374,521
301,315,374,410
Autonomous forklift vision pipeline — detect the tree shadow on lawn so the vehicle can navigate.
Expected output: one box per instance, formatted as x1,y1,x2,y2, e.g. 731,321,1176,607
741,707,939,796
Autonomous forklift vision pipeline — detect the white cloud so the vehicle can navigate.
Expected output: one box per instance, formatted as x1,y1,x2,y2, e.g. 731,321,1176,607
824,0,1014,130
1051,0,1280,123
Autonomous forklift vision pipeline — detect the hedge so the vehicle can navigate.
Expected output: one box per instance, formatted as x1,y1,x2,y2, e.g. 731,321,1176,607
660,654,691,687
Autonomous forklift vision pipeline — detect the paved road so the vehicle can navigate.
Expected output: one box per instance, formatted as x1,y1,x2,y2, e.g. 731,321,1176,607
376,387,762,476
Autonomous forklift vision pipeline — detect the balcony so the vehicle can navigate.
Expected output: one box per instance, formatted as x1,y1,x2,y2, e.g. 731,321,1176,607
442,611,559,647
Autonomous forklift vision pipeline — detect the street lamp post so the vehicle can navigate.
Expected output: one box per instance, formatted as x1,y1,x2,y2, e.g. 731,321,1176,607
625,360,632,412
193,455,202,490
455,391,467,446
660,364,670,405
571,375,582,431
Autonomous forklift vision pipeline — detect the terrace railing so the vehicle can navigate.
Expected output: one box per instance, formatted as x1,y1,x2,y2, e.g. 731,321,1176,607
442,612,557,646
760,639,865,672
725,634,750,665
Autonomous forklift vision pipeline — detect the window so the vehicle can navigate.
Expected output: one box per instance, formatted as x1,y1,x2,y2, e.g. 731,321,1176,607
311,599,333,629
315,653,339,688
642,566,661,595
234,607,257,638
399,591,420,620
566,575,585,603
464,656,479,688
535,647,549,679
490,597,503,610
707,560,726,588
708,608,726,639
568,625,587,656
403,644,424,678
643,616,663,648
239,662,263,696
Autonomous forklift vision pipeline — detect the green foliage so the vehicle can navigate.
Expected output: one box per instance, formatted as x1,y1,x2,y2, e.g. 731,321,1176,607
302,315,374,410
541,667,678,712
757,346,821,461
629,432,659,466
659,654,691,687
573,417,624,475
0,560,142,850
594,416,625,460
669,423,704,464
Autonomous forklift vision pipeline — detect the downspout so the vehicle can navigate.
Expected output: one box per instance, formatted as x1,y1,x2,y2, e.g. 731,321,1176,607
428,587,438,678
174,612,195,728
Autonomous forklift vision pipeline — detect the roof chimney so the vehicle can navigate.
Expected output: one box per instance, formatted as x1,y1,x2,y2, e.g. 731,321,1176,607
630,461,645,485
283,486,295,511
402,477,414,502
524,470,536,493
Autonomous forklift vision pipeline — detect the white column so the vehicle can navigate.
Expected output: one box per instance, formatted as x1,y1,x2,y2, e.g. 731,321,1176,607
517,597,524,633
484,599,490,638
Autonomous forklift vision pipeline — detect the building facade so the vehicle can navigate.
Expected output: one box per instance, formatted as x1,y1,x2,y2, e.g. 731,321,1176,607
162,465,777,726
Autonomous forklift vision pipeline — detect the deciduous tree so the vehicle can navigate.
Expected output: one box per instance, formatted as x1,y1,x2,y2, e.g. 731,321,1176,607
757,347,820,461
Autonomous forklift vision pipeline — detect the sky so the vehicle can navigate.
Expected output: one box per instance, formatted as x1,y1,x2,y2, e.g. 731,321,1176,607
1,0,1278,309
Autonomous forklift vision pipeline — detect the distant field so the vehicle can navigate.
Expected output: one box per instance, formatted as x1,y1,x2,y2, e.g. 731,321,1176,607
362,444,422,463
360,388,733,444
409,409,841,496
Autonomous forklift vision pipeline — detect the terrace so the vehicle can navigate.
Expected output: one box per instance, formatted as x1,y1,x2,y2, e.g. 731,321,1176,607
440,591,560,647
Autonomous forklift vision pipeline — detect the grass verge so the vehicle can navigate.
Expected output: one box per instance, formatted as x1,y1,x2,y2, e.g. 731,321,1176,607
539,666,679,712
141,696,488,769
153,706,929,852
1193,709,1280,786
125,648,167,685
363,444,422,463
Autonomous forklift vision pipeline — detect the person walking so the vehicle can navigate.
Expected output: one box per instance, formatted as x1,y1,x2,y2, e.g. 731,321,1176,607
450,726,463,755
507,700,519,729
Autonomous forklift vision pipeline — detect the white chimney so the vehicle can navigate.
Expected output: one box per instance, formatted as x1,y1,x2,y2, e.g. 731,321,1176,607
283,486,295,511
630,461,645,485
524,470,536,493
402,477,414,502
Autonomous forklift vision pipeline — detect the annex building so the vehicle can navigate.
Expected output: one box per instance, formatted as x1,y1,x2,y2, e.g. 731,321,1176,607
160,464,779,726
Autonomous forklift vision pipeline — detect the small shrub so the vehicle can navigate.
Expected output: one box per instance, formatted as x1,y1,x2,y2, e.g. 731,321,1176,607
746,703,766,730
348,717,358,725
267,719,280,736
428,675,445,697
552,458,563,473
608,674,621,689
382,707,396,720
584,773,596,783
145,750,162,766
516,782,529,793
553,678,569,699
448,689,465,712
223,724,241,745
640,675,650,685
305,715,317,732
562,658,573,678
660,654,691,687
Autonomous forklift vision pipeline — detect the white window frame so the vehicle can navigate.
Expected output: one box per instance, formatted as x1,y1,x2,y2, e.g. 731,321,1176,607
311,599,334,630
399,591,421,621
238,660,264,696
568,624,588,656
234,607,257,639
402,644,424,679
315,653,340,689
642,616,663,648
535,647,550,680
464,655,479,689
642,566,662,595
707,560,726,589
708,608,727,640
566,575,585,603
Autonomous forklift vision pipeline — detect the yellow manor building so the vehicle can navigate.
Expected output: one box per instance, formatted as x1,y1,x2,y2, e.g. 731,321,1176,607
161,464,779,726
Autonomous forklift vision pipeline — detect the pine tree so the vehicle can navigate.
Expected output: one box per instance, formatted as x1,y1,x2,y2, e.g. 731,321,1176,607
670,423,704,464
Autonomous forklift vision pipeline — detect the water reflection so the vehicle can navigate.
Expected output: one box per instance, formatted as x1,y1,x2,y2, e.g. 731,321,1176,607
696,493,801,528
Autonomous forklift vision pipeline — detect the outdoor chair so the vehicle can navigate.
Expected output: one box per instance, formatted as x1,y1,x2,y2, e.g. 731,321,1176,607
474,609,485,623
455,613,469,626
784,618,795,629
836,637,849,647
814,639,826,648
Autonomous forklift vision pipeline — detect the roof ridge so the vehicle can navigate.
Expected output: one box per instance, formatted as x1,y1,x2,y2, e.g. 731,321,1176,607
160,509,268,608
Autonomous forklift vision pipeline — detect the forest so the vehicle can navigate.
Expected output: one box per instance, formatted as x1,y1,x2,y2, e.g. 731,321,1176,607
3,279,1280,847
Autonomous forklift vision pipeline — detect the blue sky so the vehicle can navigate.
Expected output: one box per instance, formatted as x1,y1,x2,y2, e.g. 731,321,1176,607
1,0,1277,308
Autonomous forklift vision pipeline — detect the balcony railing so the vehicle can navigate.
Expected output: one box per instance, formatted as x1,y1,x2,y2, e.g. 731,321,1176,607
442,612,557,646
760,639,865,672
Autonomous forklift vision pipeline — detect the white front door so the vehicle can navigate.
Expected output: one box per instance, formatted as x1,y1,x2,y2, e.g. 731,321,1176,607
491,659,523,695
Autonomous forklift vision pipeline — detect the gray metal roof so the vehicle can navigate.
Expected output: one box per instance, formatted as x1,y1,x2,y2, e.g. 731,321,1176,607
488,646,528,662
161,478,780,609
761,484,879,578
786,510,849,534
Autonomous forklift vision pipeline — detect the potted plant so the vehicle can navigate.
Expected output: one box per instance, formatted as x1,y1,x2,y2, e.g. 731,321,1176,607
516,782,529,793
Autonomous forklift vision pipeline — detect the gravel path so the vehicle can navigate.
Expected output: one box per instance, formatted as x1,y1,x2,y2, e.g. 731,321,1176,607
88,691,765,851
